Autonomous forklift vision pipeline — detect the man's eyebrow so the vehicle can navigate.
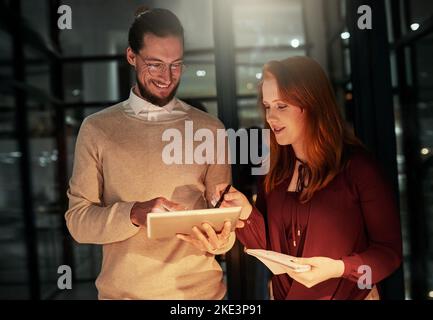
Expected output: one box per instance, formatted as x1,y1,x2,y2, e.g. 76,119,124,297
143,57,183,63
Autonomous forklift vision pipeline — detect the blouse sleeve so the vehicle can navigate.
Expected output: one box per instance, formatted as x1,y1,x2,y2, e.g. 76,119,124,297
341,152,403,284
235,179,268,249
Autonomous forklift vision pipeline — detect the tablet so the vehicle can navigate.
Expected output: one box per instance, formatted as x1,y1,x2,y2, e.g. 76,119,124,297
146,206,242,240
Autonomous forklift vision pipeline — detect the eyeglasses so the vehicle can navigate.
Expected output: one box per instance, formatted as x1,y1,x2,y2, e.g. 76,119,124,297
142,60,185,77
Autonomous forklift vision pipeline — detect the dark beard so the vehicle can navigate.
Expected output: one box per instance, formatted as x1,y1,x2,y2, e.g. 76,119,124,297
136,76,180,107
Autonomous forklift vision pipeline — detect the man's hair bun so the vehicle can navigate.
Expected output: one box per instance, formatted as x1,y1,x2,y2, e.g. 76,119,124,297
135,5,150,18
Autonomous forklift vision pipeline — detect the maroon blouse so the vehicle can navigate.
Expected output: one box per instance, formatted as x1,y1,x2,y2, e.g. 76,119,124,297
236,149,403,300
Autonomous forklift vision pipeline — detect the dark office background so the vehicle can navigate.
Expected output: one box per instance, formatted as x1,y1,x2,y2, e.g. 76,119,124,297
0,0,432,300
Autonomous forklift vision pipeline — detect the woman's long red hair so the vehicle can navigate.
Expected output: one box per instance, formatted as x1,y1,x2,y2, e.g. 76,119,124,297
260,56,363,202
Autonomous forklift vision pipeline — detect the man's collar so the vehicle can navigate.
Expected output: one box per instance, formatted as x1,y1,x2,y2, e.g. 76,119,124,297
128,88,177,115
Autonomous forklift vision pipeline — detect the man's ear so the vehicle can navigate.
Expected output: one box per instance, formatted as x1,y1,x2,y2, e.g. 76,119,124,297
126,47,136,67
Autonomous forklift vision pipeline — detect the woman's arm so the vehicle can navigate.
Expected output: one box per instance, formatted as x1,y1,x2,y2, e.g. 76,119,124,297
341,152,403,284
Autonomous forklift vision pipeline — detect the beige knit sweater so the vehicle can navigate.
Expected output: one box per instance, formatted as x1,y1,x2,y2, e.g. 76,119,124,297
65,99,234,299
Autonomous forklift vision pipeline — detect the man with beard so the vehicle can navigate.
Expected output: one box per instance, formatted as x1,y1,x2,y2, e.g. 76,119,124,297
65,8,235,299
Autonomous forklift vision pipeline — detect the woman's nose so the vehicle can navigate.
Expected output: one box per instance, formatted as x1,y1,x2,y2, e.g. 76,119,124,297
266,107,278,121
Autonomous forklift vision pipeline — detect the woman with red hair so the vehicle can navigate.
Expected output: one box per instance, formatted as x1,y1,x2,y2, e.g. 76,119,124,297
215,56,402,300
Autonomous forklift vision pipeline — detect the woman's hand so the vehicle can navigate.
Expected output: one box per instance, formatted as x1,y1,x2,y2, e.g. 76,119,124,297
285,257,345,288
213,184,253,228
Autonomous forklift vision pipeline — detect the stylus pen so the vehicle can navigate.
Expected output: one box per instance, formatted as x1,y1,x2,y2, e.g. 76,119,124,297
214,184,231,208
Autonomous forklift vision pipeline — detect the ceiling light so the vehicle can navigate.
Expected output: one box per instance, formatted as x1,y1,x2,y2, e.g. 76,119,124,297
196,70,206,77
410,23,420,31
341,32,350,40
291,38,300,48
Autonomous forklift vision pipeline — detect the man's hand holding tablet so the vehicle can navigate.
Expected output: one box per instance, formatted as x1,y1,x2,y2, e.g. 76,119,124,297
143,185,246,254
176,219,234,253
174,185,244,253
174,184,251,253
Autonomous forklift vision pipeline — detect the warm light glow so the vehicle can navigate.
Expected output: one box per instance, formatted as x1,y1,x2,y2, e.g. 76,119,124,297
428,291,433,298
421,148,430,155
255,72,262,80
246,83,254,90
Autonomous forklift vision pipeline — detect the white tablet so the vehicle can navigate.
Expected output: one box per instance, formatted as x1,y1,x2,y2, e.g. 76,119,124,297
146,206,242,240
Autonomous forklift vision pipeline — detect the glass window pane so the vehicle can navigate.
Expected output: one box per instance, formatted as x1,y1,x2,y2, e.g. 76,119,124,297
233,0,306,129
0,139,30,299
233,0,305,48
237,98,264,129
409,0,433,31
178,57,216,98
59,0,215,55
63,61,128,103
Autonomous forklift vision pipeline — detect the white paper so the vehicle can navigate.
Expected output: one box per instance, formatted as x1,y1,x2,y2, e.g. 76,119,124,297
245,249,311,274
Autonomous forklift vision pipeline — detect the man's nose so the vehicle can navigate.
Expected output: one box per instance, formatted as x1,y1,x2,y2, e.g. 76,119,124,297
159,66,173,83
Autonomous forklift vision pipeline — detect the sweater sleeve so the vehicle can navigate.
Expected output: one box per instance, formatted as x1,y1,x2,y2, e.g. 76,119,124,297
65,119,140,244
235,179,268,249
341,153,403,284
